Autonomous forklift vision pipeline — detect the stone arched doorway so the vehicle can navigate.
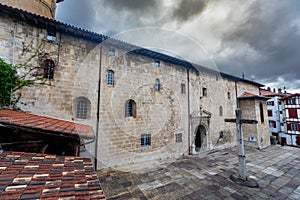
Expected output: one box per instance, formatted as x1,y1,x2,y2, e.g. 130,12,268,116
190,109,211,154
195,125,207,152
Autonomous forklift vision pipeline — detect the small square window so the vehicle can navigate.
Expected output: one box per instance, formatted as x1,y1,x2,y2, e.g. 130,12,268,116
108,48,115,56
155,60,160,67
46,31,56,42
175,133,182,143
141,134,151,146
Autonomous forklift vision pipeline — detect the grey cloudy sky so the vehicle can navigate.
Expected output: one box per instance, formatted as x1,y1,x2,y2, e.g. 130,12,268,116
56,0,300,92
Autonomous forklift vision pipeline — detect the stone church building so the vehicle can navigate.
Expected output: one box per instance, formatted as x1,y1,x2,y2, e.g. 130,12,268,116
0,1,270,169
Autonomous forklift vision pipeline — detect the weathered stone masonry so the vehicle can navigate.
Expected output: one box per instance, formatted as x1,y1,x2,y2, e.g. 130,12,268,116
0,4,270,169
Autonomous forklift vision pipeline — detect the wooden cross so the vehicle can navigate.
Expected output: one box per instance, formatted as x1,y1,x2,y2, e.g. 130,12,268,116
225,109,258,184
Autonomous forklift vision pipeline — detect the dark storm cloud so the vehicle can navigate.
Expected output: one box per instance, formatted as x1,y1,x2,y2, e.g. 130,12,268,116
56,0,98,31
172,0,208,22
103,0,159,13
215,0,300,89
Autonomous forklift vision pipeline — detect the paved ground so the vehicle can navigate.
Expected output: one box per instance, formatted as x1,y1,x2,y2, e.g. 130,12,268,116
97,145,300,200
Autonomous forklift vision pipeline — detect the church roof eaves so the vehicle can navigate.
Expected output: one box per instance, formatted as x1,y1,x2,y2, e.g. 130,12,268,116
0,3,264,87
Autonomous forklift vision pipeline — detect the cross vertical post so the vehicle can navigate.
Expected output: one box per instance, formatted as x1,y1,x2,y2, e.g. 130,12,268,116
224,108,259,187
236,109,247,180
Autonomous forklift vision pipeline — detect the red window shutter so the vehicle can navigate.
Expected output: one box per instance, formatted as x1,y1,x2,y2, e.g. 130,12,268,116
268,110,273,116
289,109,298,118
273,121,276,128
287,123,291,130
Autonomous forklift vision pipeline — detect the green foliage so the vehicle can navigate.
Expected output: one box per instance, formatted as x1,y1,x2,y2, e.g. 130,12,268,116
0,43,49,108
0,59,18,107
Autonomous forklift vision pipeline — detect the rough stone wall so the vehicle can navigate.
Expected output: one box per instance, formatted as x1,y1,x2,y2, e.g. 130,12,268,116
0,13,99,159
0,0,56,19
98,44,189,168
0,12,270,169
239,98,270,149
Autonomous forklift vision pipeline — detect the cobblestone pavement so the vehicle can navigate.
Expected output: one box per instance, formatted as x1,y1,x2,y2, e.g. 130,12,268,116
97,145,300,200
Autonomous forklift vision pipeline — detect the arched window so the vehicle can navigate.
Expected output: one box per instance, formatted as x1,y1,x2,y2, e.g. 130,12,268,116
43,59,55,79
125,99,136,118
155,79,160,91
107,70,114,86
259,102,264,123
219,106,223,116
75,97,91,119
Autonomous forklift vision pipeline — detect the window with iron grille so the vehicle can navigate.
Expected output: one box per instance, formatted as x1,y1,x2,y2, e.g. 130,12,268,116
43,59,55,79
76,97,90,119
175,133,182,143
141,134,151,146
125,99,136,118
107,70,114,86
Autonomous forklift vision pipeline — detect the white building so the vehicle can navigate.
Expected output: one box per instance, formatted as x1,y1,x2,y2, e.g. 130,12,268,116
260,88,286,144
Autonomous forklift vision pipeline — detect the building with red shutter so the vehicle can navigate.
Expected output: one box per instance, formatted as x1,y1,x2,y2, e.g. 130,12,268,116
280,93,300,146
260,88,287,144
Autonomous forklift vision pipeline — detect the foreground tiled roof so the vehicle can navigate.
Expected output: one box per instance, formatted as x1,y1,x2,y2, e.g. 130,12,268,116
0,110,94,139
0,151,105,200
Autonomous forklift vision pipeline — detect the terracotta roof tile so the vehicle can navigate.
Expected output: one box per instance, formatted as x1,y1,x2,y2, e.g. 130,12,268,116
0,110,94,138
0,151,106,199
260,89,287,97
239,92,269,100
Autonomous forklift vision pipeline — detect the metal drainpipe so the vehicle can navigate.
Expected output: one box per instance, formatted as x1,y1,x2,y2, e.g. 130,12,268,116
94,39,103,170
12,23,16,65
187,68,191,154
76,136,96,156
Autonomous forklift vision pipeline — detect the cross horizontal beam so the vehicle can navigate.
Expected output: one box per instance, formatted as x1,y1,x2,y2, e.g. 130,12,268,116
224,119,258,124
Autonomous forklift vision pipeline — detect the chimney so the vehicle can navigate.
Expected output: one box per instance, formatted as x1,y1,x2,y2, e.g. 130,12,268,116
278,88,282,94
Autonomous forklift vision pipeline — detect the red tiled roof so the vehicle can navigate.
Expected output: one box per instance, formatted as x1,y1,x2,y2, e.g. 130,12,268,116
0,110,94,139
0,151,105,199
279,93,300,100
260,89,287,97
239,92,269,100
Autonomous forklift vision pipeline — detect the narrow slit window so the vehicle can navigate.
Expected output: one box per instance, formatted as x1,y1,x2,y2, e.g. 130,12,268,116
259,103,264,123
219,106,223,116
181,83,186,94
155,79,160,91
202,87,207,97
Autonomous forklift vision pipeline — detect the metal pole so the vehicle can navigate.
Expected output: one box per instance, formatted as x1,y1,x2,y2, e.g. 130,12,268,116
236,109,247,180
